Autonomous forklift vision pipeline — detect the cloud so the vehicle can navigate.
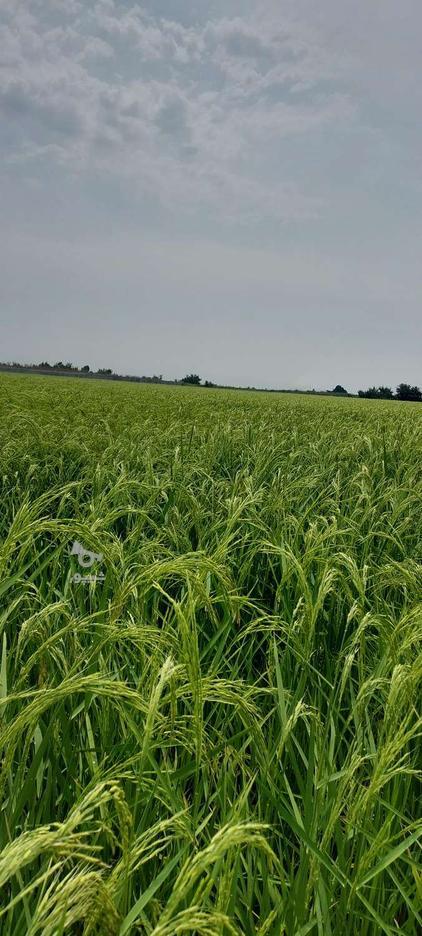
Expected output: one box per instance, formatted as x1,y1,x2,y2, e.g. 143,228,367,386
0,1,356,224
155,93,191,143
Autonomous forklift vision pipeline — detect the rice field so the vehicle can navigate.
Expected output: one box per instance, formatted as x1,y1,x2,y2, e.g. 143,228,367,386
0,373,420,935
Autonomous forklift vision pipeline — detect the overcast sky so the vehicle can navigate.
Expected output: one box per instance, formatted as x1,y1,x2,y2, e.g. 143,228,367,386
1,0,421,391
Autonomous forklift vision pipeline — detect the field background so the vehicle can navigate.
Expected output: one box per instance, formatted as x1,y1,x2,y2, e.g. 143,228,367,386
0,374,420,935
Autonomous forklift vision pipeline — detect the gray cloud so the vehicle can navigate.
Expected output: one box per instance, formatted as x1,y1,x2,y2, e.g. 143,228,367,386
0,1,353,220
155,94,190,143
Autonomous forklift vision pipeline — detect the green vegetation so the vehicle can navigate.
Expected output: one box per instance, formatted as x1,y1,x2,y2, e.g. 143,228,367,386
0,374,420,935
358,385,422,402
181,374,202,386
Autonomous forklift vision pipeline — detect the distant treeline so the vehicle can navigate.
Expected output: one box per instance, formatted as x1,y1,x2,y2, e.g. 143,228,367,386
0,363,420,401
0,362,348,395
358,384,422,402
0,361,171,384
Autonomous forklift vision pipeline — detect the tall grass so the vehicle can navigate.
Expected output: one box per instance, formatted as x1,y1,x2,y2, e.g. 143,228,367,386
0,374,420,934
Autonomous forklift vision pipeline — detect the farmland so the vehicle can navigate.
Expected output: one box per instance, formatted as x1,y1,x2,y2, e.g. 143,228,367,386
0,373,420,935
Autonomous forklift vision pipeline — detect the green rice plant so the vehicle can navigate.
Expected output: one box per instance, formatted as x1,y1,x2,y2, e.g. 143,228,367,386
0,374,420,934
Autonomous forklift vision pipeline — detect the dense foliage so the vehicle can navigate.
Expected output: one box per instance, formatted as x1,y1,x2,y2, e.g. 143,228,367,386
358,385,421,402
0,374,420,935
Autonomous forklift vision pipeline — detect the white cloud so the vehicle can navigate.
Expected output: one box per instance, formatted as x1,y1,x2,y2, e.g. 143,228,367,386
0,1,355,223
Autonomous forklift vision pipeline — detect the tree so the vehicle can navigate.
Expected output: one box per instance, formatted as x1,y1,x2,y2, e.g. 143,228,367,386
204,379,216,387
332,384,348,395
97,368,113,375
182,374,201,385
359,386,381,399
80,364,90,373
359,386,394,399
396,383,422,402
